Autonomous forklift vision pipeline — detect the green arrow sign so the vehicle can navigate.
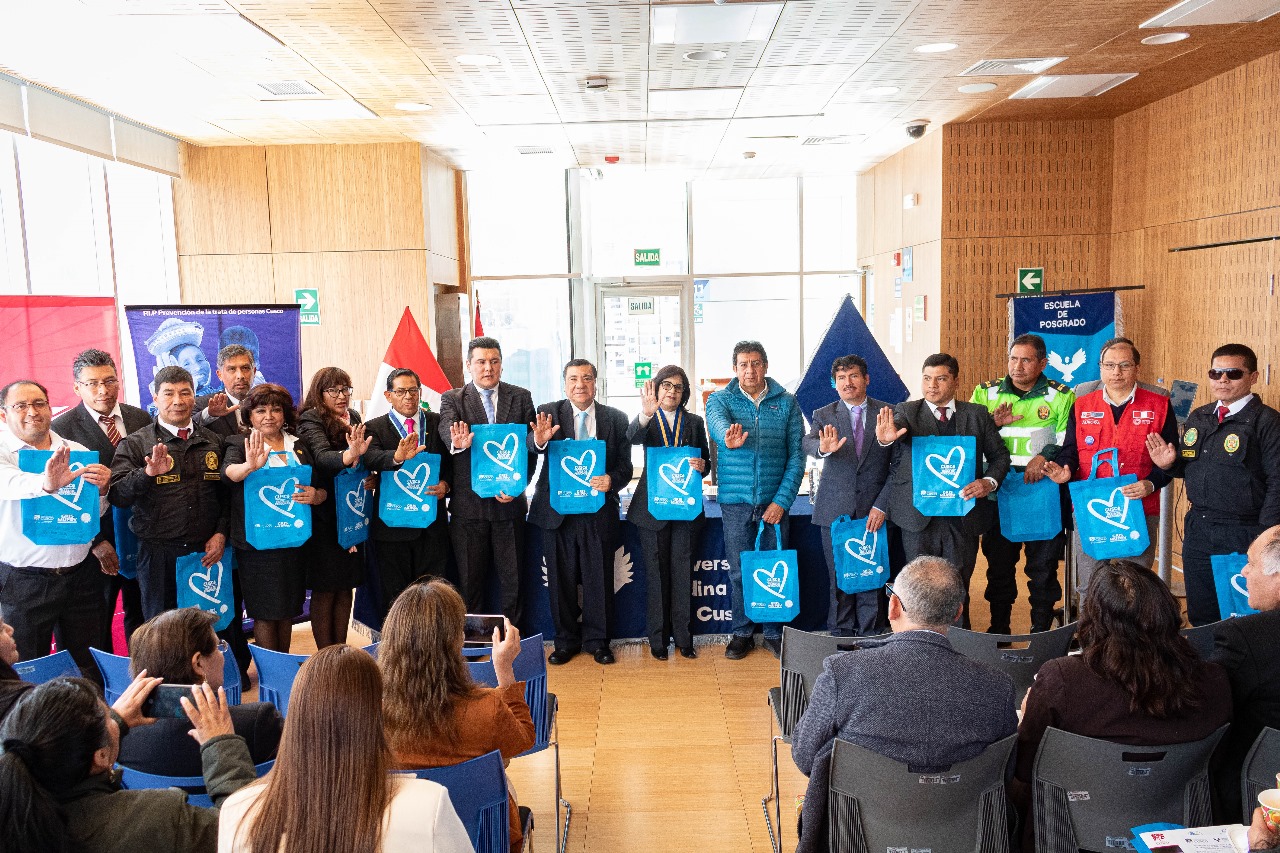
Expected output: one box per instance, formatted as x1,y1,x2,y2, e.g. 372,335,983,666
294,288,320,326
1017,268,1043,293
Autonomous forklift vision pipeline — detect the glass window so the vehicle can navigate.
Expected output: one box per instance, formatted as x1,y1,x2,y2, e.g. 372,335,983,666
802,273,862,372
586,168,688,277
472,278,573,407
467,169,568,277
691,178,799,274
803,178,857,271
692,276,802,395
0,137,24,294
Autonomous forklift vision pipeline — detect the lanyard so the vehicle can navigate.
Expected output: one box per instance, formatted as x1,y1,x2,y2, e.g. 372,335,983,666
391,411,423,442
657,407,683,447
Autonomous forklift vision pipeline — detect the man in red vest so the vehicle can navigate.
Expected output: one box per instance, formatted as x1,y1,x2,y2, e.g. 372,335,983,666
1045,337,1179,599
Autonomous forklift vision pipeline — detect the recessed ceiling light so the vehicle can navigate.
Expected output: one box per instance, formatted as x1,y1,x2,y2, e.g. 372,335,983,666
957,82,997,93
1141,32,1190,44
914,42,958,54
651,4,783,45
1010,73,1138,99
864,86,900,97
1142,0,1280,28
456,54,500,67
684,49,728,62
394,101,433,112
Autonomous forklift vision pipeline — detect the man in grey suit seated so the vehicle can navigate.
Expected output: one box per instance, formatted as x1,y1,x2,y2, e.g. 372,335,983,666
790,556,1018,853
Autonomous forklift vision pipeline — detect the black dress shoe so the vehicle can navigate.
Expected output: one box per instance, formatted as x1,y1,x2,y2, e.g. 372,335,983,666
678,645,697,659
592,648,616,665
650,646,668,660
762,637,781,659
547,649,578,665
724,636,753,660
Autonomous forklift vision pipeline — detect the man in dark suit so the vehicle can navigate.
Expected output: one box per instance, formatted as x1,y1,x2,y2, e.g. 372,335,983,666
876,353,1010,627
438,337,536,630
1212,524,1280,820
790,555,1018,853
194,344,257,438
362,368,452,619
528,359,632,665
51,349,151,649
803,355,902,636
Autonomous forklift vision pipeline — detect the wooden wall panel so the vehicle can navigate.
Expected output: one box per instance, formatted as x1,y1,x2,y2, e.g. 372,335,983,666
173,146,270,256
871,152,902,257
1110,110,1147,231
177,254,275,304
265,143,427,253
902,131,943,249
422,149,460,261
1242,51,1280,214
855,172,875,262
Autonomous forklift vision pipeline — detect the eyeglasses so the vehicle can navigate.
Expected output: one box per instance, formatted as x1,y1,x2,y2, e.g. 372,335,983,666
1100,362,1136,373
76,379,119,390
1,400,50,414
884,583,905,611
325,386,355,398
736,360,765,370
388,387,422,398
659,381,685,393
1208,368,1246,381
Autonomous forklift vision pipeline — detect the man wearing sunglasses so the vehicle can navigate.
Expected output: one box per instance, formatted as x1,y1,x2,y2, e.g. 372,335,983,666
1145,344,1280,625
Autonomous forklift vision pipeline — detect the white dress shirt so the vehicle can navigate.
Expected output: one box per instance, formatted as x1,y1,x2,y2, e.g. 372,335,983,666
0,429,95,568
1219,394,1254,418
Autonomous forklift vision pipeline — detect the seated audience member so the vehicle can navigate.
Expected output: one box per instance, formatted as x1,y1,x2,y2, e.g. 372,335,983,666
0,612,32,721
1015,560,1233,848
790,556,1018,853
1213,524,1280,819
0,674,254,853
218,645,472,853
380,580,535,853
1251,808,1280,850
117,608,281,776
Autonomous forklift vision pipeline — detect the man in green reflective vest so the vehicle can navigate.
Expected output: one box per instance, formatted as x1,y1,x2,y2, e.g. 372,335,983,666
970,333,1075,633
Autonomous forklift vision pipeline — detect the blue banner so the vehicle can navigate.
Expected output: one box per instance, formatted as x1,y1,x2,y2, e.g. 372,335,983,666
796,294,909,421
176,549,237,632
244,459,313,550
19,449,100,545
548,439,606,515
645,446,703,521
379,454,441,528
911,435,977,517
1012,291,1116,387
335,467,372,548
471,424,527,498
123,305,302,413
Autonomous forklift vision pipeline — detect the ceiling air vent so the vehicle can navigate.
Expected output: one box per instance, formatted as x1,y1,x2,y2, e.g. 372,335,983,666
517,145,555,155
1010,73,1138,99
802,135,855,146
960,57,1067,76
256,80,324,98
1142,0,1280,27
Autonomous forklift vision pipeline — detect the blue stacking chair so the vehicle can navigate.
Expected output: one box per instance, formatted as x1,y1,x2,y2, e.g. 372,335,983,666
90,647,241,706
119,760,275,808
466,633,569,853
247,646,308,715
405,750,531,853
14,650,79,684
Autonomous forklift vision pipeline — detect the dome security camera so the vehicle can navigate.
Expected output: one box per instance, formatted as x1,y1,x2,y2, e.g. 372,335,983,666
905,119,931,139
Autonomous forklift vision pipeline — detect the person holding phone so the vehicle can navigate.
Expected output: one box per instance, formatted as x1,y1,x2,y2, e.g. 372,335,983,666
380,579,534,853
116,608,281,778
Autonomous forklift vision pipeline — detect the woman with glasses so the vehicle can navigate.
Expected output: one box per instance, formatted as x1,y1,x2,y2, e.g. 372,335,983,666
627,366,710,660
222,384,324,653
298,368,372,649
117,608,282,778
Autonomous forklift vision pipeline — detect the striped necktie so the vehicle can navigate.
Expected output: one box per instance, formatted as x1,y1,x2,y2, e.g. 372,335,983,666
100,414,121,447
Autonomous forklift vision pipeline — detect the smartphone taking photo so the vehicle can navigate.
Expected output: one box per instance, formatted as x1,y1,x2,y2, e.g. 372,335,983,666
463,614,506,648
141,684,193,719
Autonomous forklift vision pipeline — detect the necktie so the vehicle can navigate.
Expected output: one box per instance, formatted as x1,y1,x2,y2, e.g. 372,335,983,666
480,388,496,424
937,406,949,424
178,427,191,440
100,414,121,447
1217,405,1228,424
577,411,589,441
405,415,416,435
851,405,864,456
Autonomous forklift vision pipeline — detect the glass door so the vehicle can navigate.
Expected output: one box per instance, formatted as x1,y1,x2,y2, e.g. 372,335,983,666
597,281,692,429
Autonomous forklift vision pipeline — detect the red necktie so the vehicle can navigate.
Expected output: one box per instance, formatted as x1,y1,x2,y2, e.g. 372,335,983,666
100,415,121,447
937,406,949,423
1217,405,1228,424
178,428,191,440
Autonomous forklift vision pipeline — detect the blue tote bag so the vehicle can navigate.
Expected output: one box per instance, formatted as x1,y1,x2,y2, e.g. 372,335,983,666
549,439,606,515
379,454,441,529
334,465,372,548
176,550,237,632
741,522,801,624
19,449,100,545
645,446,703,521
1211,552,1258,619
112,507,140,579
1068,447,1150,560
830,515,889,594
911,435,977,517
471,424,527,498
244,453,313,550
996,475,1063,542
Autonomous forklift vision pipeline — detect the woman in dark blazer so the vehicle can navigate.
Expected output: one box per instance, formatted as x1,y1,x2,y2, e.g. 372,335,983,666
627,365,710,660
222,383,324,653
296,367,372,649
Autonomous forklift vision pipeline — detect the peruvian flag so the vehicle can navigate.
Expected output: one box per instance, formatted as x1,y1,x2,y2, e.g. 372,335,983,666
474,293,485,337
366,307,452,417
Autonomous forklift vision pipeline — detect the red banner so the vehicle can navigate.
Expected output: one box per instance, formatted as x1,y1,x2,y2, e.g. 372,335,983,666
0,295,120,412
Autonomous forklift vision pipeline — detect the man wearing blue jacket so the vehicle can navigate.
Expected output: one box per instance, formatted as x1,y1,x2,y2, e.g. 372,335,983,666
706,341,805,660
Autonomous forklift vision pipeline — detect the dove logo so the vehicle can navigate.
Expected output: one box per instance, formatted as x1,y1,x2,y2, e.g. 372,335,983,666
1048,348,1087,382
925,446,966,489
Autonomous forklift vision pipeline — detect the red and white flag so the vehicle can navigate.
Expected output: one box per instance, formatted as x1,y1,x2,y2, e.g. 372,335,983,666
366,307,452,417
473,293,485,338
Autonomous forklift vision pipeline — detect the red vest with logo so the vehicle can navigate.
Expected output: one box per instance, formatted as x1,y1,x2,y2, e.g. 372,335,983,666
1073,387,1168,514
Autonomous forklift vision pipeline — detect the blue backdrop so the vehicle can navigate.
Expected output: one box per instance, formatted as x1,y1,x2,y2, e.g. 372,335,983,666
1012,291,1117,387
796,295,909,420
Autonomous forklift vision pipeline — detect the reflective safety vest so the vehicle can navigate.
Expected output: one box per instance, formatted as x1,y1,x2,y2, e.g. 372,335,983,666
971,376,1074,468
1073,386,1168,515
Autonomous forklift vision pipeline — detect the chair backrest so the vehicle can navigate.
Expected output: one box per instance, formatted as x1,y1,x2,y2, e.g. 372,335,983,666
1032,725,1228,853
404,750,510,853
1242,727,1280,824
777,627,886,738
14,650,79,684
119,760,274,809
1178,621,1223,660
464,634,551,754
91,647,132,703
828,733,1017,853
362,641,380,660
222,646,242,705
247,646,308,715
947,623,1077,705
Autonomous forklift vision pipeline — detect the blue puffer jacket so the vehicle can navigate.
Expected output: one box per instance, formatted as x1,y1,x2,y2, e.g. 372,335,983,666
705,378,805,509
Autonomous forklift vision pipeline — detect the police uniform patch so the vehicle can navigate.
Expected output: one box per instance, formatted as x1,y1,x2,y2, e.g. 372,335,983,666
1037,405,1051,420
1224,434,1240,453
205,452,218,470
1182,428,1198,446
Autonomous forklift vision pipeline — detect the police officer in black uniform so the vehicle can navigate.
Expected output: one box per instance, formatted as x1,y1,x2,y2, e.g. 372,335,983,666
1146,344,1280,625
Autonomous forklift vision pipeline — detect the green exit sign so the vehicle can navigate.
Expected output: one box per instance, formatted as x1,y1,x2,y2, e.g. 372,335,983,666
634,248,660,267
634,361,652,388
1017,267,1044,293
294,288,320,326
